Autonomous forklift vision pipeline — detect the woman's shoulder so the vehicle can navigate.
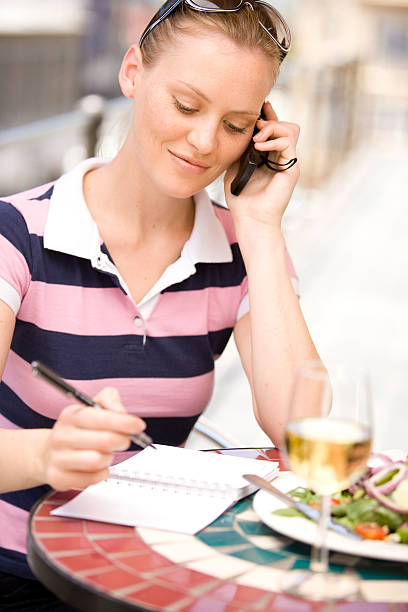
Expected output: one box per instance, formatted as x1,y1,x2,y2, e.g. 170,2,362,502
0,182,56,235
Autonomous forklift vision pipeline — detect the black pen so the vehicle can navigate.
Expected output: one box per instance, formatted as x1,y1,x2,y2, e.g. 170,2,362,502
31,361,156,450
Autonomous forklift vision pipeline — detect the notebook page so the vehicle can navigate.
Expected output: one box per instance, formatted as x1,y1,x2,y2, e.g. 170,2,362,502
51,445,278,533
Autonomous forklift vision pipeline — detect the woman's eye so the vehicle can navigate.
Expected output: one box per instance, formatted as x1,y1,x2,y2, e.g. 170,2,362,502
174,98,197,114
225,121,247,135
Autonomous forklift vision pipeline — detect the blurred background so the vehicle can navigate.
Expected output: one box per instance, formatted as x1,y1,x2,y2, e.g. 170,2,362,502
1,0,407,451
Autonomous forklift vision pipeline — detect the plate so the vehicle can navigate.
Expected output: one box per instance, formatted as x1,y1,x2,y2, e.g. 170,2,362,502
253,472,408,563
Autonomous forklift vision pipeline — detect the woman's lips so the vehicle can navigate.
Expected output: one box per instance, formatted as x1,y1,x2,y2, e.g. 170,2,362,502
168,150,209,174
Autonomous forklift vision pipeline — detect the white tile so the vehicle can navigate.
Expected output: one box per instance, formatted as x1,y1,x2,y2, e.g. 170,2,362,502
360,580,408,602
136,527,193,545
153,540,213,564
186,553,254,580
249,535,291,550
234,565,286,590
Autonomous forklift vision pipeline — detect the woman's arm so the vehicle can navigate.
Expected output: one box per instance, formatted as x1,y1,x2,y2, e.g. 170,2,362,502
225,102,320,448
0,299,145,493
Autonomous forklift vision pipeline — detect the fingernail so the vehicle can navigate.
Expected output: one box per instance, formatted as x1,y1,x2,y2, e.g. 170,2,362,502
135,417,146,430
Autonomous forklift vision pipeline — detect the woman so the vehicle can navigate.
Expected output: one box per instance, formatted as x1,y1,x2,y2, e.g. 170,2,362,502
0,0,319,608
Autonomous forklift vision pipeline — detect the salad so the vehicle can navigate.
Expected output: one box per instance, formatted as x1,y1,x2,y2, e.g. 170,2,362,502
274,452,408,543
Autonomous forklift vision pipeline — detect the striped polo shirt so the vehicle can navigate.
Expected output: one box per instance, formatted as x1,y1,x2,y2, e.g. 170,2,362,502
0,158,298,577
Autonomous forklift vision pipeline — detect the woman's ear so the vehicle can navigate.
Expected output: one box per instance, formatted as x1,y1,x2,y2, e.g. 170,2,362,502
118,44,144,99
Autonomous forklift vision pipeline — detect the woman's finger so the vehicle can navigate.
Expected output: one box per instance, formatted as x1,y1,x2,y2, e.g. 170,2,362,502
262,100,278,121
254,136,291,153
52,449,114,472
52,425,131,453
47,465,111,491
94,386,125,413
254,121,299,144
59,403,146,436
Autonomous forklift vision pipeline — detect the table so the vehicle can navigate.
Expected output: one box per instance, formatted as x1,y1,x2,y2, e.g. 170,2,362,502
28,448,408,612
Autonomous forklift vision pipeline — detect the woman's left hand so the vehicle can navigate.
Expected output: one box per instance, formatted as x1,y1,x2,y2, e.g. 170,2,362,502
224,101,300,230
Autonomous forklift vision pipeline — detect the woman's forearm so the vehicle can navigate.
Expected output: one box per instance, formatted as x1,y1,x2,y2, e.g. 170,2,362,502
0,428,49,493
238,225,319,445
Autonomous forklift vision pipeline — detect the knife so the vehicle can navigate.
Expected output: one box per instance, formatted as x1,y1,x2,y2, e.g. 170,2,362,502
244,474,362,540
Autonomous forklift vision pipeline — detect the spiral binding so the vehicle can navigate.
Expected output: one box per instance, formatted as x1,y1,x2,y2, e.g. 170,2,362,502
108,468,234,497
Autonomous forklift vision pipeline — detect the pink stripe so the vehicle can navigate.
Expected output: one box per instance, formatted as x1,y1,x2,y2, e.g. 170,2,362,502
149,285,243,336
0,500,28,554
18,283,243,336
4,351,214,420
213,205,237,245
4,187,52,236
5,181,54,203
0,235,30,297
19,282,137,336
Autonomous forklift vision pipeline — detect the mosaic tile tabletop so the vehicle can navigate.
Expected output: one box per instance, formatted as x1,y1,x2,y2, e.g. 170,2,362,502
29,449,408,612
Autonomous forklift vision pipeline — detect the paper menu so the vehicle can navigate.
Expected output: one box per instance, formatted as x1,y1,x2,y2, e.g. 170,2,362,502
51,444,279,534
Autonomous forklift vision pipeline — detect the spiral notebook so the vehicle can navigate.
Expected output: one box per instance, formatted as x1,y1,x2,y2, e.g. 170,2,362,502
52,444,279,534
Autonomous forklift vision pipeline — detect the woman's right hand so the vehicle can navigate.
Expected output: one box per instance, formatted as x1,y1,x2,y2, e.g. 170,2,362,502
41,387,146,491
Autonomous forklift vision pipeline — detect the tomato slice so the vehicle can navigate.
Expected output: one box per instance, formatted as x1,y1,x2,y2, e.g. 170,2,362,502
354,523,387,540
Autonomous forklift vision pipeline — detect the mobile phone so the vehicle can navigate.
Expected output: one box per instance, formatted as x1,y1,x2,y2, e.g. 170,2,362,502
230,108,266,196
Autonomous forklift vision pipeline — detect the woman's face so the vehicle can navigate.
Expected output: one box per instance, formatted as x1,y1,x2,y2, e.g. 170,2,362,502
124,30,276,199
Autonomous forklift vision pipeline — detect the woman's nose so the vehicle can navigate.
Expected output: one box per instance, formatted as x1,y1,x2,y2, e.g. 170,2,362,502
186,121,218,155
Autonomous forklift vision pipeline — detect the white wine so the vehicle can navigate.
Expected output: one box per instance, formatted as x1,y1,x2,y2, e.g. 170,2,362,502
285,418,371,495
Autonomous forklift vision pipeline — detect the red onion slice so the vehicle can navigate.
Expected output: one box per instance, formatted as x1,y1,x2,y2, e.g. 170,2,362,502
365,479,408,513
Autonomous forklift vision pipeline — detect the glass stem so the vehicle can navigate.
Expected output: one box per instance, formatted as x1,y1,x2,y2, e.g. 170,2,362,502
310,493,330,574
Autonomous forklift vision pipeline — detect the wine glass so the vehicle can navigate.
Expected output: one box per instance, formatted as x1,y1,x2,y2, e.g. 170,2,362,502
280,359,372,601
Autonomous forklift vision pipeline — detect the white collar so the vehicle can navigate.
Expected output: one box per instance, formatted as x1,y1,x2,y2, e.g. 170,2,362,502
44,158,233,303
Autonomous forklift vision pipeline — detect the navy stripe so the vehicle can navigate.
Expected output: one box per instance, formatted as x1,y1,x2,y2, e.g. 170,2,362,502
0,201,33,272
29,236,246,290
163,243,246,293
0,547,34,579
29,185,54,201
101,242,115,265
128,414,201,450
1,485,50,514
12,320,215,379
30,235,118,288
208,328,233,356
0,383,55,429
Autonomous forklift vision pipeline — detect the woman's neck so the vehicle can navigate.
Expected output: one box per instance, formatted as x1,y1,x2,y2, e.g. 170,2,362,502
83,145,195,245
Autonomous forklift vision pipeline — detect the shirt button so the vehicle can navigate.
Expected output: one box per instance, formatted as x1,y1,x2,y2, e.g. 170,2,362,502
134,316,143,328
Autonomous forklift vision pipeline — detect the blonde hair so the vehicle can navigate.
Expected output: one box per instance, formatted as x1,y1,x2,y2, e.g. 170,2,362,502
140,5,281,81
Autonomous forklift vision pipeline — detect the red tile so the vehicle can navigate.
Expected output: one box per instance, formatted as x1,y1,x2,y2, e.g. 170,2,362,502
92,536,149,555
34,519,84,534
35,503,65,517
37,536,93,553
85,522,134,535
126,584,186,608
49,490,80,503
160,567,215,590
86,568,144,592
119,551,174,573
56,551,110,572
206,582,269,604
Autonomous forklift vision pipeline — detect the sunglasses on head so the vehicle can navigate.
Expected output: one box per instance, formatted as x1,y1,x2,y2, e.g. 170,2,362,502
139,0,291,62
